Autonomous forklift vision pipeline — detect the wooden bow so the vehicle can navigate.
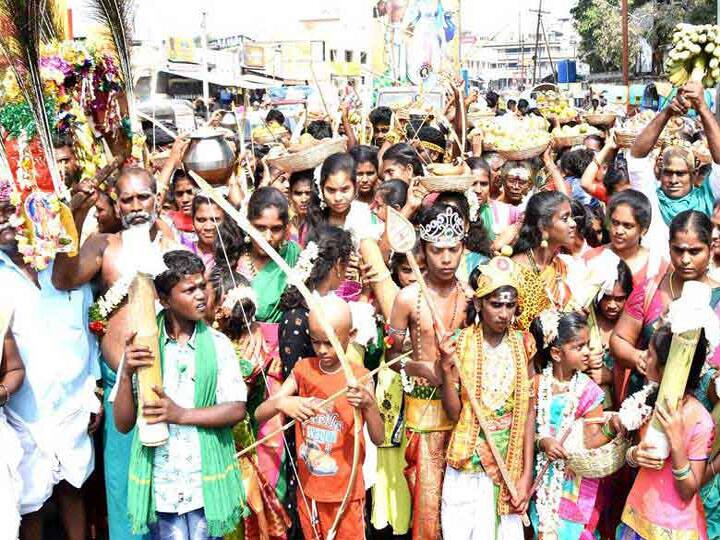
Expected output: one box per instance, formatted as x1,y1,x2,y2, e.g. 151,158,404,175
190,172,361,539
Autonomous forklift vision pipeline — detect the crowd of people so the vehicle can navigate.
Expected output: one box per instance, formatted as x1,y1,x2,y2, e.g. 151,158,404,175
3,74,720,540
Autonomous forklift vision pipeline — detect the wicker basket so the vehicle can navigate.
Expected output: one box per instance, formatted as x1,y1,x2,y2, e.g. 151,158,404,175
615,129,637,148
498,142,549,161
419,175,477,193
584,113,617,127
565,415,630,479
553,134,586,148
267,137,347,173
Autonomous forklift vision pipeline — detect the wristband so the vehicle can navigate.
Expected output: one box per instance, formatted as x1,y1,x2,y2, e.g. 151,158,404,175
626,445,639,468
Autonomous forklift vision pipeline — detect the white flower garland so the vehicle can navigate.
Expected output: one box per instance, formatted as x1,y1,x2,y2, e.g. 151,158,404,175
618,382,658,431
538,309,561,348
94,272,134,319
535,365,583,536
465,187,480,222
292,241,319,285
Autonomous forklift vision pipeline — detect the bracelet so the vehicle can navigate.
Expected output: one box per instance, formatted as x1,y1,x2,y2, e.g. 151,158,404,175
626,445,639,468
601,421,616,439
672,463,692,480
0,383,8,405
593,156,602,168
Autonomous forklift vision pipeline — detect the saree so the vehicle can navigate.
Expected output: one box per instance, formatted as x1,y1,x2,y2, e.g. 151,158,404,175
624,279,720,396
226,348,291,540
237,242,300,508
514,258,571,331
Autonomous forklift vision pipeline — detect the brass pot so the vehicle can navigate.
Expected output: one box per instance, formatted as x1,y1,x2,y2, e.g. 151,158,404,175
182,128,236,185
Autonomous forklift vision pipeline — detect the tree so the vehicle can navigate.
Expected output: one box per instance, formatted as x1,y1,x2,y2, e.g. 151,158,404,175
571,0,717,74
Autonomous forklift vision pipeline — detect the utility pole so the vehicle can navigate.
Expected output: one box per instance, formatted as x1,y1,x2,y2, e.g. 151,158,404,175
458,0,463,71
201,9,210,121
532,0,542,84
621,0,629,113
539,15,557,83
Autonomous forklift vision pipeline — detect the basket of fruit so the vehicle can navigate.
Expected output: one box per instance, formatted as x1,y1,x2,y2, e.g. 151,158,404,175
552,124,601,148
499,143,549,161
419,175,478,193
482,119,551,160
267,137,347,173
584,112,617,127
615,129,637,148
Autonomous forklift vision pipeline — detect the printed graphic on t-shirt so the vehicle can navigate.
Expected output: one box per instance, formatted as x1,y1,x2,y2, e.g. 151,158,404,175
300,411,344,477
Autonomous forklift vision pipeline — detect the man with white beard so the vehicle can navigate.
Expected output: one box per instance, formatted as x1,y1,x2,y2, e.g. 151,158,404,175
52,166,180,540
0,180,101,539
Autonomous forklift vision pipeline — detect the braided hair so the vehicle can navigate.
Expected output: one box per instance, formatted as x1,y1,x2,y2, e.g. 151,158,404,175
278,225,354,311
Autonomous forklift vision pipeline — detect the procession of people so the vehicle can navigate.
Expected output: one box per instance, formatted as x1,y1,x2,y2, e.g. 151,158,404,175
5,3,720,540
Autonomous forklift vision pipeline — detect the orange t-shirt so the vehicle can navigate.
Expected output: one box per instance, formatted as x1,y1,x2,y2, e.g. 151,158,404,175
292,357,369,503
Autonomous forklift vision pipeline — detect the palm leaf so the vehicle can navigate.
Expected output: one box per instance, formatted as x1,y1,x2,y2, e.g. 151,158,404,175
41,0,67,42
86,0,139,128
0,0,64,198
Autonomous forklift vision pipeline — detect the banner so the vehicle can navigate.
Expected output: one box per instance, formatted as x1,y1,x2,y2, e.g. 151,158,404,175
371,0,460,88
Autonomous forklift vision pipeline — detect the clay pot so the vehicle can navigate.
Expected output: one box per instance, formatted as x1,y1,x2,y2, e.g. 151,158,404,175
182,128,236,185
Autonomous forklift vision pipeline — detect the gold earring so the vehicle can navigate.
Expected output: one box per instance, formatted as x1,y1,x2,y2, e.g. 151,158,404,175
540,232,549,249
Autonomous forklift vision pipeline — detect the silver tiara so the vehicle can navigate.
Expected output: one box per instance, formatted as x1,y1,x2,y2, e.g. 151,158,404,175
419,207,465,247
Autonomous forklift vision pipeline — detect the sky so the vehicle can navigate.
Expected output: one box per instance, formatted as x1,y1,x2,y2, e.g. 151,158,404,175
68,0,577,41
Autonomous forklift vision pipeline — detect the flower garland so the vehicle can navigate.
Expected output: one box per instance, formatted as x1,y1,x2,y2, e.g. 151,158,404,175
535,365,583,536
88,272,135,336
618,382,658,431
292,241,319,284
465,187,480,222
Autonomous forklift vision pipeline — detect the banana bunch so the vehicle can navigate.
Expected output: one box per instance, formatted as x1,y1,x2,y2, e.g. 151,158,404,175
666,23,720,87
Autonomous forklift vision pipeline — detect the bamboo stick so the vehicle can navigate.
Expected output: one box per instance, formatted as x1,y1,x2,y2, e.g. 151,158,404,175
127,274,169,447
234,351,411,459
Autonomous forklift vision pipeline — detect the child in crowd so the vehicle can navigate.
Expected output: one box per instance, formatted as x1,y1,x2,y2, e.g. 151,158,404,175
115,250,248,540
256,295,384,539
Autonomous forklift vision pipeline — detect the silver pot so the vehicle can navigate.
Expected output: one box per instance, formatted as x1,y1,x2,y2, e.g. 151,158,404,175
182,128,236,185
219,111,237,132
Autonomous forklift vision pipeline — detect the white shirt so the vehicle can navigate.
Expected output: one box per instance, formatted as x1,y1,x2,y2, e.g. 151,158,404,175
152,325,247,515
0,256,99,424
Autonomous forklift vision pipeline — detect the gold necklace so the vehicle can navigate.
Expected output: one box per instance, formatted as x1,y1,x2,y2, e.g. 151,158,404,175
244,252,258,279
669,271,679,299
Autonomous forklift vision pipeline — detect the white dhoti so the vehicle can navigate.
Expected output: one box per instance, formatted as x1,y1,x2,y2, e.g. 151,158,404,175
6,382,99,515
441,466,524,540
0,408,23,539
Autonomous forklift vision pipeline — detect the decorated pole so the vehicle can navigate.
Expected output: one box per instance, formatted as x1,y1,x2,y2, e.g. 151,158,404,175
190,171,361,539
127,274,169,447
385,207,530,525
